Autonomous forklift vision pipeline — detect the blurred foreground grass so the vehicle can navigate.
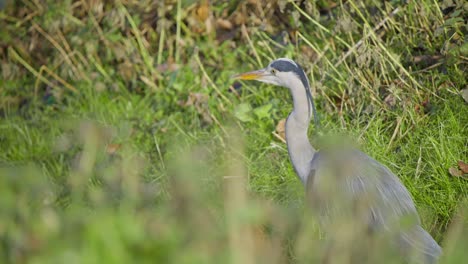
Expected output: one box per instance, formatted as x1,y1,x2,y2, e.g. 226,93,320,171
0,0,467,263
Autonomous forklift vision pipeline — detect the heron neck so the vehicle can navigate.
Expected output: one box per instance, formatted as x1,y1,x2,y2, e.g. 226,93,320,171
285,81,316,185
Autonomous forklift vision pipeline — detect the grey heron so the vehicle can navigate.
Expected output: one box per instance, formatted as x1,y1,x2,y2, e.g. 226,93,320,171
233,58,442,263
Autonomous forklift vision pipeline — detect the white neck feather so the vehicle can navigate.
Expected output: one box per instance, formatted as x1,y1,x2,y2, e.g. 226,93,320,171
284,74,316,185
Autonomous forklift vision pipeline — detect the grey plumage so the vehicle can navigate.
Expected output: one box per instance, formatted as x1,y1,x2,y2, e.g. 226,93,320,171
308,149,442,263
233,58,442,263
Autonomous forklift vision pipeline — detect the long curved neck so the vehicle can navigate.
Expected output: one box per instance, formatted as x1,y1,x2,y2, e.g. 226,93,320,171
285,77,316,185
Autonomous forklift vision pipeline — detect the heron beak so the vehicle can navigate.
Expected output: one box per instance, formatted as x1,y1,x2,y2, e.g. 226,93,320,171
231,69,268,80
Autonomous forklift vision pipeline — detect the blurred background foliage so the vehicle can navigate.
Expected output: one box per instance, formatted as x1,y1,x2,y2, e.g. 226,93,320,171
0,0,467,263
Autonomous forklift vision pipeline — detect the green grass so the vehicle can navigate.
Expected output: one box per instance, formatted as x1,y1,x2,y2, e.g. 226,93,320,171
0,0,467,263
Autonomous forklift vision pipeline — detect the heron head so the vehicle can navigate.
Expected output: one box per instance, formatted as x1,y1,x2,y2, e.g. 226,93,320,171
233,58,319,128
232,58,309,89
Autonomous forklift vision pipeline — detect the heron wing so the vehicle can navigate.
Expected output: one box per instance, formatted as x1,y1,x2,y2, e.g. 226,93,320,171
354,150,420,225
307,149,441,262
399,225,442,263
308,149,418,226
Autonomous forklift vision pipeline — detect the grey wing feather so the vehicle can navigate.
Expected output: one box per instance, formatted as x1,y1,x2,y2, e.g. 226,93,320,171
399,225,442,263
357,151,419,224
308,149,418,223
308,149,441,263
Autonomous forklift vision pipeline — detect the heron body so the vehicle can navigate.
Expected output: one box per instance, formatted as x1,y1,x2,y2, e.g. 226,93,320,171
234,58,442,263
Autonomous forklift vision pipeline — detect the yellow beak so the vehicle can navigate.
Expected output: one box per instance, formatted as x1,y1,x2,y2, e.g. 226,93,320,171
231,69,267,80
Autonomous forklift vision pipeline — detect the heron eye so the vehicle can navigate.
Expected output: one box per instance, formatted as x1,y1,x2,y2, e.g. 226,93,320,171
271,69,277,75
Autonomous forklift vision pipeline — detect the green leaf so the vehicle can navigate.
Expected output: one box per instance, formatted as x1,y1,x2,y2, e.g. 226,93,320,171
234,103,253,122
253,104,272,119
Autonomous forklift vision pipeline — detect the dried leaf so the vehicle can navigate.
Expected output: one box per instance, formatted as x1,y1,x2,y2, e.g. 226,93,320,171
186,1,212,34
458,160,468,174
276,119,286,141
449,167,463,177
106,144,121,155
461,88,468,103
216,18,233,30
232,10,247,25
195,3,210,22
